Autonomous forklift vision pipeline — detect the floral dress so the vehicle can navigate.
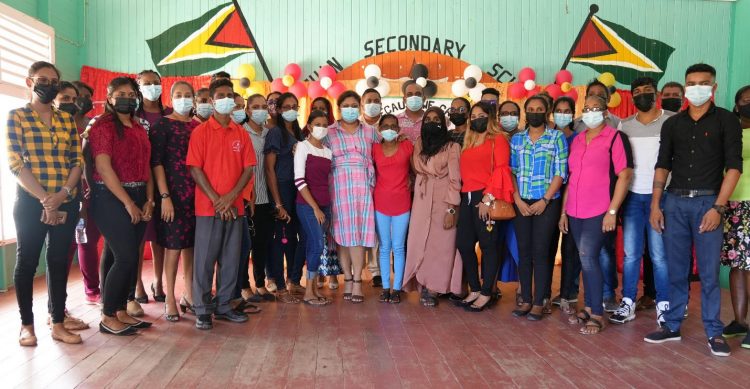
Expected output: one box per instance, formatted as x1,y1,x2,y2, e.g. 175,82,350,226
721,128,750,270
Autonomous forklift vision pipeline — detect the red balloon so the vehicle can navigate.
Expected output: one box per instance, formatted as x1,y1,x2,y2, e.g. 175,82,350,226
508,82,527,100
555,70,573,85
526,86,542,98
545,83,563,99
289,81,307,98
564,89,579,102
271,77,288,93
308,81,326,99
285,63,302,80
318,65,337,81
327,81,346,99
518,67,536,83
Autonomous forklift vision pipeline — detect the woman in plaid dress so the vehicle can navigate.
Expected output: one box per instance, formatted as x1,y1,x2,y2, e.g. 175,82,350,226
326,91,379,303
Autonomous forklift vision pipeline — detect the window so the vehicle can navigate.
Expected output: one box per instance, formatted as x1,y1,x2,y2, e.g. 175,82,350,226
0,3,55,241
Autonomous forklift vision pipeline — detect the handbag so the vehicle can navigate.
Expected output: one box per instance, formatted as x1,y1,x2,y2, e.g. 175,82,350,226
488,138,516,221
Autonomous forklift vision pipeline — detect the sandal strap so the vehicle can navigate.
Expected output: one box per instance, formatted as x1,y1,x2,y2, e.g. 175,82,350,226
586,318,603,329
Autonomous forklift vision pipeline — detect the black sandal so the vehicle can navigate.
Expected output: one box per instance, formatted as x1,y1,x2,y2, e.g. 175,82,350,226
569,309,591,325
420,289,438,307
389,290,402,304
351,280,364,304
343,278,353,301
378,289,391,303
454,291,479,307
580,317,604,335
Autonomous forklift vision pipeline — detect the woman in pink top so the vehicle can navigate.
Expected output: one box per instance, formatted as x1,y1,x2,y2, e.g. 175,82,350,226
559,95,633,335
372,114,414,304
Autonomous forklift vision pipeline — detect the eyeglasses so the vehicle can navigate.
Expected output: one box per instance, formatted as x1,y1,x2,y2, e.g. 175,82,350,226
582,107,606,113
30,77,59,87
281,105,299,110
447,107,467,114
480,100,498,106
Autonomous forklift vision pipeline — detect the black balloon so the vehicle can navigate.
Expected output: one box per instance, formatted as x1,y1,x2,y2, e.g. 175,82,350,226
423,80,437,98
240,77,251,88
608,85,617,94
367,76,379,88
464,77,477,88
410,63,428,79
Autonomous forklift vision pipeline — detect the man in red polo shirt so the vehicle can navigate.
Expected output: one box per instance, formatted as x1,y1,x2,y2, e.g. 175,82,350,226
186,78,256,330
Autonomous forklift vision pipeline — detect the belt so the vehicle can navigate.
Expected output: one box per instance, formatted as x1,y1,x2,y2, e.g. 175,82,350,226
667,188,716,198
95,181,147,188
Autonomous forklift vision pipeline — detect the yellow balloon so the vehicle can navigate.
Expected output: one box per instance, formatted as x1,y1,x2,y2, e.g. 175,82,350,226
608,91,622,108
245,83,264,97
598,72,616,87
282,74,294,87
237,63,256,81
561,82,572,93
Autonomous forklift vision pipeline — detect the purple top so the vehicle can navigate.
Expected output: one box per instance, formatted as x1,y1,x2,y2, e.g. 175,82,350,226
294,140,333,206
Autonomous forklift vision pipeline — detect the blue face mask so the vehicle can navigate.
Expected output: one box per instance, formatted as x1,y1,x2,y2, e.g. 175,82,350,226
380,129,399,141
172,98,193,116
231,109,247,124
685,85,713,107
500,115,519,132
553,113,573,129
406,96,423,112
282,109,298,122
196,103,213,118
582,111,605,128
251,109,268,125
364,103,382,118
214,97,235,115
341,107,359,123
140,85,162,102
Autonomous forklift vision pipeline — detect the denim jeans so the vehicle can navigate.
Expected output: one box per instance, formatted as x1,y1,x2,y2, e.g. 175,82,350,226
662,194,724,338
375,211,410,290
296,203,331,280
621,192,668,302
599,232,617,300
569,214,606,316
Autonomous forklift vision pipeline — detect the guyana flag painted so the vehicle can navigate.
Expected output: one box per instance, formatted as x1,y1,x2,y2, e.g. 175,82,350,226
147,1,261,76
563,5,675,84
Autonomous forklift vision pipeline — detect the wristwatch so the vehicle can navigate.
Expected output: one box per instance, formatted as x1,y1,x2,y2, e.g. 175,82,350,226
712,204,727,215
447,207,456,215
542,197,550,205
608,209,617,215
160,192,171,199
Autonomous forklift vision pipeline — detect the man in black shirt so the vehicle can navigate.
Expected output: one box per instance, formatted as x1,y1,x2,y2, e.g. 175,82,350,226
644,64,743,357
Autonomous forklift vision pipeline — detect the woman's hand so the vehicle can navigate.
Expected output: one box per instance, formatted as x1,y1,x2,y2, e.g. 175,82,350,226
142,201,154,222
275,205,291,223
42,191,66,211
124,201,142,224
602,213,617,233
477,202,491,222
443,211,457,230
559,214,569,234
161,197,174,223
514,197,533,217
314,207,326,225
528,200,547,216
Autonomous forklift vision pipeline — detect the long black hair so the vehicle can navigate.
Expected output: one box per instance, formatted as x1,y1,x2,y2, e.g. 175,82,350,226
136,69,166,115
552,96,576,129
104,76,140,139
274,92,303,145
310,96,334,125
420,106,452,161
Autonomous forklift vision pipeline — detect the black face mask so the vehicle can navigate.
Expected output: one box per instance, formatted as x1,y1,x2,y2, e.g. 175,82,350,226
525,112,547,128
34,83,59,104
661,98,682,112
634,93,656,112
78,97,93,115
113,97,137,114
421,121,444,137
58,102,78,116
736,103,750,119
470,117,488,133
449,113,467,126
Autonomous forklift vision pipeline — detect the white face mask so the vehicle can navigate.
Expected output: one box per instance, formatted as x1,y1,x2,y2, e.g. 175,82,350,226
172,97,193,115
364,103,382,118
582,111,605,129
311,125,328,140
213,97,235,115
140,84,162,101
684,85,713,107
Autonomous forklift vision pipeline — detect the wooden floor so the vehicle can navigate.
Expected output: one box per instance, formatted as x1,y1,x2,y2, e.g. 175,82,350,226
1,265,749,389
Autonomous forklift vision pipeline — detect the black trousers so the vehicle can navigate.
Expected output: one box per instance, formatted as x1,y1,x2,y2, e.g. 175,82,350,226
514,198,561,306
251,203,274,288
560,231,582,300
457,190,501,296
92,184,147,316
14,187,79,325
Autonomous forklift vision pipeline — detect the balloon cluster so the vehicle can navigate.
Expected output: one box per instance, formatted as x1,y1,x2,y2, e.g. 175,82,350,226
543,69,579,102
408,63,437,98
308,65,347,99
508,67,542,100
271,63,308,98
451,65,487,102
596,72,621,108
232,63,257,98
355,64,391,97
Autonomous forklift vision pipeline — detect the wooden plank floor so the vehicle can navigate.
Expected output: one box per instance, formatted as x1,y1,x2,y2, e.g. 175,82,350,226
1,264,749,389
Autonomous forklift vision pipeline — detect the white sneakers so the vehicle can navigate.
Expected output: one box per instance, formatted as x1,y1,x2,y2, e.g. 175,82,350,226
656,301,670,328
609,297,636,324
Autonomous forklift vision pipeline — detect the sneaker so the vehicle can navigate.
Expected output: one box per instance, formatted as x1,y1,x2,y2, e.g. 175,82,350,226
551,295,562,307
195,314,213,330
214,310,249,323
635,295,656,311
603,297,619,313
708,336,731,357
644,327,682,344
266,280,277,293
742,333,750,349
723,320,749,338
371,275,382,288
656,301,669,328
609,298,635,324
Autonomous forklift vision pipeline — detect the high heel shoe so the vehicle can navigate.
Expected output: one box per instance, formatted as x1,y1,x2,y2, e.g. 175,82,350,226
151,284,166,303
454,292,479,308
165,306,180,322
179,297,195,314
465,295,492,312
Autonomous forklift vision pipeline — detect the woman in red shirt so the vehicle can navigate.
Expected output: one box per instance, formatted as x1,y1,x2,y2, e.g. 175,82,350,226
88,77,154,336
372,114,414,303
457,101,515,312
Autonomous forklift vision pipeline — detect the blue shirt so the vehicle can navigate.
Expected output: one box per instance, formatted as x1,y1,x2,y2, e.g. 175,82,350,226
263,126,298,182
510,128,568,200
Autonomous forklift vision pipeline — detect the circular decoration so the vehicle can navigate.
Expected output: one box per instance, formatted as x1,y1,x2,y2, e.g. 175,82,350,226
289,81,307,99
328,81,346,99
282,74,294,87
608,91,622,108
367,76,379,88
320,76,333,90
524,79,536,91
284,63,302,80
463,65,483,81
423,80,437,99
464,77,477,89
364,64,382,79
452,80,469,97
598,72,616,87
469,83,486,102
518,67,536,83
410,63,428,79
271,78,288,93
308,81,326,99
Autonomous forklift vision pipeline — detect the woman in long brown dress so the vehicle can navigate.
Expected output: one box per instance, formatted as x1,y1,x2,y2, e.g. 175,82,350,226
402,107,463,307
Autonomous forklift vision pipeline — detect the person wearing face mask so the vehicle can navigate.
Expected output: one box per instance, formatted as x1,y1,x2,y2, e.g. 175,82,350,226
265,92,305,303
573,80,621,133
265,91,281,132
720,85,750,347
195,88,213,122
509,96,568,321
8,62,84,346
448,97,471,146
359,88,384,288
187,78,256,330
610,77,673,327
372,114,414,303
396,80,425,143
71,80,95,128
645,64,743,357
402,107,462,307
87,76,155,336
660,82,685,113
480,88,501,105
455,102,515,312
499,100,521,135
325,90,380,304
310,96,334,129
560,94,633,335
148,81,201,322
294,110,334,305
231,93,248,125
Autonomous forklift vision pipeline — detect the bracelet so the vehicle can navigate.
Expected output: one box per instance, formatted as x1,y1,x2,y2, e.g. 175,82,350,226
62,186,72,196
275,203,284,209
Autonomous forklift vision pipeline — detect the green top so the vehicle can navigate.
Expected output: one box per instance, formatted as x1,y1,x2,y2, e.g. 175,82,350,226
730,128,750,201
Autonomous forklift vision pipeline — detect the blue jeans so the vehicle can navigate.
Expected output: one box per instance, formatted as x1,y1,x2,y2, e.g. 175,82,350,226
599,233,617,300
296,203,331,280
622,192,668,302
569,214,606,316
662,194,724,338
269,181,306,287
375,211,410,290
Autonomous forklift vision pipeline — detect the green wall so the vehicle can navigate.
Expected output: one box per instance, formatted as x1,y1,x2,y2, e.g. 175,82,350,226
729,0,750,108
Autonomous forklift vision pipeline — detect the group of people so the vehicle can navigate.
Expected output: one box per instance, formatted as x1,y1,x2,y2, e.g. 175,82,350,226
6,60,749,358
